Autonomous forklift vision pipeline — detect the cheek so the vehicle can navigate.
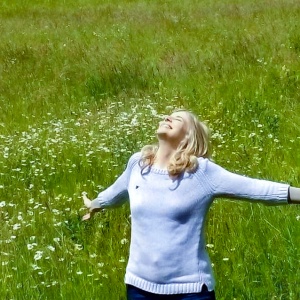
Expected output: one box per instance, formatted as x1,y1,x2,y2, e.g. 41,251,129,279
181,124,189,136
176,127,188,141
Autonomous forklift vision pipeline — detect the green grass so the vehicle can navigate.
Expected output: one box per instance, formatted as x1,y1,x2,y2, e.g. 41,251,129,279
1,0,300,299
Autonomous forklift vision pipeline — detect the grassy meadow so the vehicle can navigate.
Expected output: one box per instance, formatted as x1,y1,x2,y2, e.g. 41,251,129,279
1,0,300,299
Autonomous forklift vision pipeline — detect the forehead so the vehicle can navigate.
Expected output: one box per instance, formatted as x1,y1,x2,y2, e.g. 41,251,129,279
170,111,190,121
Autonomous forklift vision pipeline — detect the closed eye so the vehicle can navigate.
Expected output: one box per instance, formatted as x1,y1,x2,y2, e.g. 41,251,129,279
173,116,183,121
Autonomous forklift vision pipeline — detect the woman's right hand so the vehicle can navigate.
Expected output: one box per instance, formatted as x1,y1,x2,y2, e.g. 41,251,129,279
82,192,92,209
82,192,93,221
82,212,94,221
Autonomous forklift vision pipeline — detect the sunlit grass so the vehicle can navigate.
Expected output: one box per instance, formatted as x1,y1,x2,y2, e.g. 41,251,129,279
1,0,300,299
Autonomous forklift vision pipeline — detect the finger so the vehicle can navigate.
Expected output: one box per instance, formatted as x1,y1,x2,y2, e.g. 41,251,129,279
82,213,91,221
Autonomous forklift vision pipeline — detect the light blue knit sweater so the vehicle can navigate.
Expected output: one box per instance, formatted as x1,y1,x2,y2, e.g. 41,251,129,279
90,152,289,295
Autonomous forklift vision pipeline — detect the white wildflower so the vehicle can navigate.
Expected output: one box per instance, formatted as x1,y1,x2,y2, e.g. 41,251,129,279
47,245,55,252
27,243,37,250
120,238,128,245
12,223,21,230
74,244,83,251
31,264,41,270
34,251,43,261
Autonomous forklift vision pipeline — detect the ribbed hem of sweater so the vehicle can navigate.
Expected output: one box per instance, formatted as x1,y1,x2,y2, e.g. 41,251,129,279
125,272,214,295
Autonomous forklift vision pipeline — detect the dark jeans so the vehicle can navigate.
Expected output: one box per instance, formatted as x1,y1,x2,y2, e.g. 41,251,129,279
126,284,216,300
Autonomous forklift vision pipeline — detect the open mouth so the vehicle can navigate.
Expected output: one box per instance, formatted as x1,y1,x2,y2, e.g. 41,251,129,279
160,122,172,129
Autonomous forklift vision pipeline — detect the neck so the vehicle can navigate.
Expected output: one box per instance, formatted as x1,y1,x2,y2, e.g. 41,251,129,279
153,141,177,169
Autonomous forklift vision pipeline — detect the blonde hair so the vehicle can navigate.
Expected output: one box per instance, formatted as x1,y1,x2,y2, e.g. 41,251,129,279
140,110,211,177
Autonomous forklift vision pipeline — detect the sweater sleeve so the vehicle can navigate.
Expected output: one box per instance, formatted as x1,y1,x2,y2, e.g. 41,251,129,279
90,152,140,210
199,159,289,205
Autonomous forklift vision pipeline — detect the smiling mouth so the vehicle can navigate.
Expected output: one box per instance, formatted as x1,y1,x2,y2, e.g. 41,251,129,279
160,123,172,129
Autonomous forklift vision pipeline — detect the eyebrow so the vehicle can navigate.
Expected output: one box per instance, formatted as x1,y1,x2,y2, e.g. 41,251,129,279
172,115,184,120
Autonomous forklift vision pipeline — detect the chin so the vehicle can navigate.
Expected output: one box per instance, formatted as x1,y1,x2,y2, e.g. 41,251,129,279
157,131,168,139
157,129,166,135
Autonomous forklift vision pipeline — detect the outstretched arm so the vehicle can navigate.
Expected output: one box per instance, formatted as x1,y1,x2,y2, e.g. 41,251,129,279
289,187,300,204
201,159,289,205
80,152,141,221
80,168,129,221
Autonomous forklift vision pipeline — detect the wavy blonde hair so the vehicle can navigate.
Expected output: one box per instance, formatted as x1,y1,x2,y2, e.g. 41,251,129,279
140,110,211,177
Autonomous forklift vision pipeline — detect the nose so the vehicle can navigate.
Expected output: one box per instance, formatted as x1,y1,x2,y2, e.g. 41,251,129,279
164,116,172,122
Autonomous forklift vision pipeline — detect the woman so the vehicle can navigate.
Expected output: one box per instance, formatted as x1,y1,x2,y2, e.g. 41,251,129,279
82,109,300,300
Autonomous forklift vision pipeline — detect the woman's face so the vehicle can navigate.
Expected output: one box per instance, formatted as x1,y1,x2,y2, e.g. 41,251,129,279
157,111,190,147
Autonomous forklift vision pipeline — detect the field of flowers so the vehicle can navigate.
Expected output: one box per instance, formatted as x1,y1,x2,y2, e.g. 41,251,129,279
1,0,300,299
